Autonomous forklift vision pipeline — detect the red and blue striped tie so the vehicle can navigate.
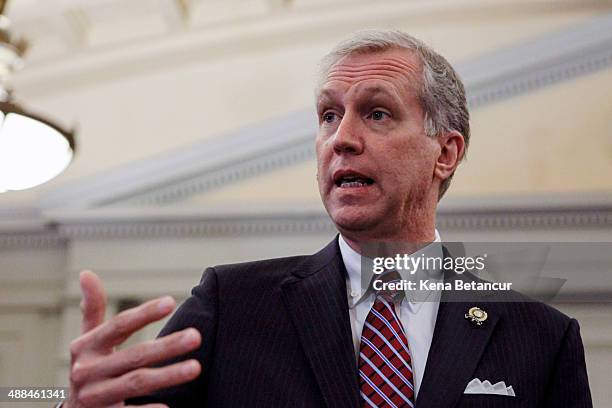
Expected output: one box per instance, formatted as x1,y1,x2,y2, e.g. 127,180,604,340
358,294,414,407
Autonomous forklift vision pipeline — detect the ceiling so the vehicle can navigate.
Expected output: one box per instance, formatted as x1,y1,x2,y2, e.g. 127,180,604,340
0,0,611,213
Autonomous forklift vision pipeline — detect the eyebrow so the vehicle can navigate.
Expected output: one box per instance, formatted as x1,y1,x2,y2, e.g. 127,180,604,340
316,85,399,107
359,85,398,100
317,89,339,104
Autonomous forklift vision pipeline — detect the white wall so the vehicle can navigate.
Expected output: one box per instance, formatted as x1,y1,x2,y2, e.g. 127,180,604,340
0,201,611,405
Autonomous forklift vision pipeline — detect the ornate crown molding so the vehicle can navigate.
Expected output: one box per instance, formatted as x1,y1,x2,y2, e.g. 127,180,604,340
463,13,612,108
119,139,316,207
437,208,612,231
2,194,611,246
39,109,317,209
44,194,612,240
57,214,337,240
56,210,612,241
0,230,66,250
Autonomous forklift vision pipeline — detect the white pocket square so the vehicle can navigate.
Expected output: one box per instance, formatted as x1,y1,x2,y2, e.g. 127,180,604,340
464,378,516,397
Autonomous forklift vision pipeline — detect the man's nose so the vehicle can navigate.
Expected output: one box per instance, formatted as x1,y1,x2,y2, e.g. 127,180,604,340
332,115,364,155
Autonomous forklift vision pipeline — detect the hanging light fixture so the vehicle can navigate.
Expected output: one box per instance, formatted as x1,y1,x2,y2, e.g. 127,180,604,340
0,0,75,193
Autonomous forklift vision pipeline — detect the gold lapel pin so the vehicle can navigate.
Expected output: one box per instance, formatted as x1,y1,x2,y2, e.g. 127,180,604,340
465,306,488,326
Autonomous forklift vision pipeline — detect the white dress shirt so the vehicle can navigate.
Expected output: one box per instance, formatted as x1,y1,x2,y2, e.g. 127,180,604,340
339,231,443,399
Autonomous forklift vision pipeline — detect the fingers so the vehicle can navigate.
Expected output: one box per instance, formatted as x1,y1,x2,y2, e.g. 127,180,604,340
74,296,176,355
72,328,201,384
76,359,201,407
70,271,197,408
80,270,107,334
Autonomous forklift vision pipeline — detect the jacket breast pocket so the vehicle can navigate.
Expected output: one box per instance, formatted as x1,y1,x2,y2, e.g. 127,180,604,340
457,394,526,408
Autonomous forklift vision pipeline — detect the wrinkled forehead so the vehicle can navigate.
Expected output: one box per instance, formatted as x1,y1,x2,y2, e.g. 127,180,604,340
318,48,423,97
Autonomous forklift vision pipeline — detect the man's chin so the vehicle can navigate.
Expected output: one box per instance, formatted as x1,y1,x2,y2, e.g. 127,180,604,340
329,210,381,233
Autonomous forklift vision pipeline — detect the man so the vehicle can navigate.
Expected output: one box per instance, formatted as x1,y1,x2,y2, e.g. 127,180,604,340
63,30,592,407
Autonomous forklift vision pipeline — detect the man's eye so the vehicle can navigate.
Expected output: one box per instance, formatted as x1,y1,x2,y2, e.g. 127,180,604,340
370,110,389,121
322,112,337,123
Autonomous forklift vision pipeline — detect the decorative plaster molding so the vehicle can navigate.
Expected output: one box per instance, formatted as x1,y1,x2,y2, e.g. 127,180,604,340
2,194,612,245
35,13,612,209
0,231,66,250
119,137,316,206
57,214,337,240
52,194,612,239
40,109,317,209
437,209,612,231
463,13,612,108
57,210,612,240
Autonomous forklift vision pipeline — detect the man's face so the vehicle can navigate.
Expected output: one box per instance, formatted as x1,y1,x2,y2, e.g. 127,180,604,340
315,48,440,239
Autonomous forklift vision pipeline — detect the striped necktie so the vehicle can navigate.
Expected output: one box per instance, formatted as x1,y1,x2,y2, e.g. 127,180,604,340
358,276,414,407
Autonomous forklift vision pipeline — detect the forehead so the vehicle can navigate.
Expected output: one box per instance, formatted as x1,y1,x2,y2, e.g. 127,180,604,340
319,48,422,99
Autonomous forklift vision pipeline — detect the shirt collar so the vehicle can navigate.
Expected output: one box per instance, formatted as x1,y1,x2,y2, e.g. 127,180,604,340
340,230,443,313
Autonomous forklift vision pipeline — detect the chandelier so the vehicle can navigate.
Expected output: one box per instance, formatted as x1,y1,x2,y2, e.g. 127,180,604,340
0,0,75,193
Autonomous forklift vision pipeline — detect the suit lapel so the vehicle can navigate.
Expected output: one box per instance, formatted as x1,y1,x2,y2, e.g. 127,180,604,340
281,238,360,408
417,264,504,407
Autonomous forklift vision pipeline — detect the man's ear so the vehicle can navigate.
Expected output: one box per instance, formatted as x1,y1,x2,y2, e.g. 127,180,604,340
434,130,465,182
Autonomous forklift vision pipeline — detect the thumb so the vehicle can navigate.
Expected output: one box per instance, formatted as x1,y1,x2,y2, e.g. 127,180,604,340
79,270,107,334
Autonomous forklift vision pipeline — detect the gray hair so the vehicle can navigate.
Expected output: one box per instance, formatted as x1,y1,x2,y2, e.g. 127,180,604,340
317,29,470,198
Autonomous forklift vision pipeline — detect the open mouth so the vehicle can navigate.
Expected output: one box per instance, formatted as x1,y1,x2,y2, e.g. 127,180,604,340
333,171,375,188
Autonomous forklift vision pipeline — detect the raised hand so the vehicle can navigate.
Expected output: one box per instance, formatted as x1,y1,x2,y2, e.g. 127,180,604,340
64,270,202,407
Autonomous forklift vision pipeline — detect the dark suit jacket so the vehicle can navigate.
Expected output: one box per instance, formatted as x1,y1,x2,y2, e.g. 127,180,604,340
130,238,592,407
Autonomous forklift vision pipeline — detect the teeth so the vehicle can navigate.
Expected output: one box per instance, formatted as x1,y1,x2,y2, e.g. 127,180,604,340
340,181,366,188
335,174,373,187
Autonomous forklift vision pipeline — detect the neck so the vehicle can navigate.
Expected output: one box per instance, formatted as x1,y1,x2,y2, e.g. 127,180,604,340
338,188,439,255
340,222,436,256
